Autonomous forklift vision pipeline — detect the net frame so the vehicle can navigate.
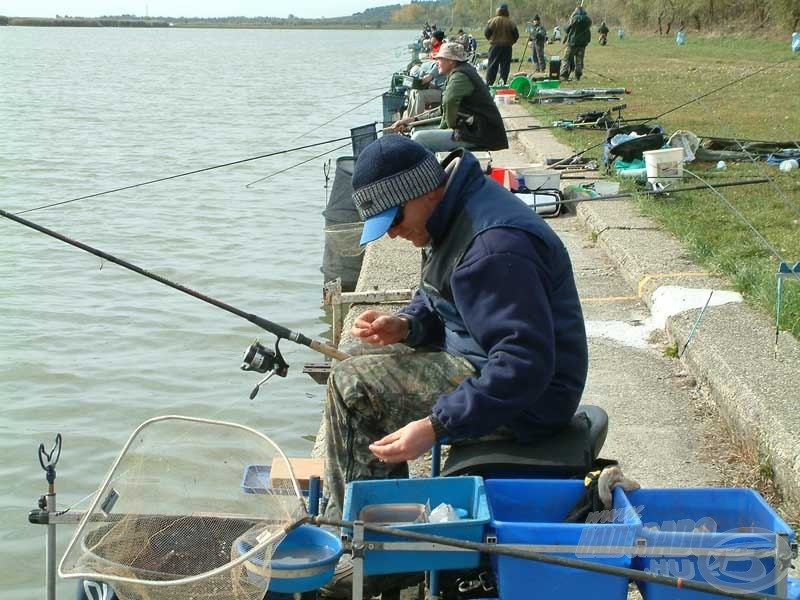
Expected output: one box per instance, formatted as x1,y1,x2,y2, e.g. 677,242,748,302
58,415,308,594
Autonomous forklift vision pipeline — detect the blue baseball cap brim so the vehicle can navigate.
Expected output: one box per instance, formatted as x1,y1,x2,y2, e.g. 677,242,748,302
360,205,400,245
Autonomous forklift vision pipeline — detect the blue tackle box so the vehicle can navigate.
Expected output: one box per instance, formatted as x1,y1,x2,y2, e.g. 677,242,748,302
342,476,489,575
486,478,642,600
628,487,795,600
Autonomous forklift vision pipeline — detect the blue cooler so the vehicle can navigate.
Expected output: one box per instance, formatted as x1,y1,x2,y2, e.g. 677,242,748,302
342,476,489,575
628,487,795,600
487,479,641,600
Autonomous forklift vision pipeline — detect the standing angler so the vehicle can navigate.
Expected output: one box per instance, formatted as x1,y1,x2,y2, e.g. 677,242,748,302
529,15,548,72
484,3,520,85
560,5,592,81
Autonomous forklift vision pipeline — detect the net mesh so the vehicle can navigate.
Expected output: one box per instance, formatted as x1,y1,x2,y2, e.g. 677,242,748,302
59,416,306,600
324,222,365,257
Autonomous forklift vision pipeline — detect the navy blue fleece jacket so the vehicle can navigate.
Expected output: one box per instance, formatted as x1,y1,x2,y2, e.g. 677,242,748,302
399,151,588,442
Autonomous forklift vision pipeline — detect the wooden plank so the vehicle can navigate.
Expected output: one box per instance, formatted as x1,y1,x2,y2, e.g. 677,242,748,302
270,457,325,490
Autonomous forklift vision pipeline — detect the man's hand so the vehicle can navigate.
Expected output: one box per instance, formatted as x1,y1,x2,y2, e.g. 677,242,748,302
369,417,436,463
351,310,410,346
390,116,416,133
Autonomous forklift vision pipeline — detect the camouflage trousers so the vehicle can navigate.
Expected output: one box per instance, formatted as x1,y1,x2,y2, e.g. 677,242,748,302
322,351,476,521
560,44,587,80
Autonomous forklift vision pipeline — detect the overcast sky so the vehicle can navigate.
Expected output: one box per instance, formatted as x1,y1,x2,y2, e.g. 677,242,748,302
1,1,408,19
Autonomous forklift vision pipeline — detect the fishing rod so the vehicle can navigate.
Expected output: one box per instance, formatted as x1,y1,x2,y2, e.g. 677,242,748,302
316,516,795,600
16,134,355,216
510,115,658,133
692,135,800,146
582,67,616,82
291,91,385,143
246,141,350,189
525,178,771,209
548,57,796,169
0,208,350,393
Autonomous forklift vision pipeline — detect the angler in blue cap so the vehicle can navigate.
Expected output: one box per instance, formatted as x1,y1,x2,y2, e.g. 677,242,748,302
321,137,588,551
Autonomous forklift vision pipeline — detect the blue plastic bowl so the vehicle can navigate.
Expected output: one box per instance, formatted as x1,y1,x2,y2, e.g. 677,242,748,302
237,524,343,593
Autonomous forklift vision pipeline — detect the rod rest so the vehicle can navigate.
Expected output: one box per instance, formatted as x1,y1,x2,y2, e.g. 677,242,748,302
440,405,610,478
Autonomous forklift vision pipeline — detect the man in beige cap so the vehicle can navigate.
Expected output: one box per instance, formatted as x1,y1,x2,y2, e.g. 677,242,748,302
390,42,508,152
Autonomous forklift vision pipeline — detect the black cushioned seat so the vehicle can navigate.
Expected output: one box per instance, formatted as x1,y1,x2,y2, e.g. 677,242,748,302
440,404,609,478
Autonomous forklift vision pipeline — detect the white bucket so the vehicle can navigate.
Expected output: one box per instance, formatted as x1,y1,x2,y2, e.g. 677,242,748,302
494,90,516,105
643,148,684,185
517,168,560,191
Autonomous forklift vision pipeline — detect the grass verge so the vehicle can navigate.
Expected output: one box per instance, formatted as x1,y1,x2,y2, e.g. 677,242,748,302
515,34,800,339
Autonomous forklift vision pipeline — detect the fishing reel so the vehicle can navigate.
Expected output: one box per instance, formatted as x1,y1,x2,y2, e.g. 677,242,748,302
240,339,289,400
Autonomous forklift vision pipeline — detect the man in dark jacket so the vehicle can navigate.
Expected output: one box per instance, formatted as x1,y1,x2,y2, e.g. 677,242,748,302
560,6,592,81
528,15,548,72
484,3,519,85
390,42,508,152
322,135,588,524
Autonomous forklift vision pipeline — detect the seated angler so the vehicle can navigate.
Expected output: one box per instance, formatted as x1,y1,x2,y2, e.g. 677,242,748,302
320,135,588,597
406,58,447,117
390,42,508,153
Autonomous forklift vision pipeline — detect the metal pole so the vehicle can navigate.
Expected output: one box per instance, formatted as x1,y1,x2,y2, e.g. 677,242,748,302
38,434,62,600
45,489,56,600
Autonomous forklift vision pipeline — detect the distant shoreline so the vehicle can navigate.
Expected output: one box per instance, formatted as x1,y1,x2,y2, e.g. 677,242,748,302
1,16,412,29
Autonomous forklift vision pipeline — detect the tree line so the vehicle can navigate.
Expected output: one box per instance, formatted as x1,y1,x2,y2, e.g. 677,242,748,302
2,0,797,32
400,0,800,34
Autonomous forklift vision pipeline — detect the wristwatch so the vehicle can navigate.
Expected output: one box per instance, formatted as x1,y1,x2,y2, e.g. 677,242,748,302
428,414,450,442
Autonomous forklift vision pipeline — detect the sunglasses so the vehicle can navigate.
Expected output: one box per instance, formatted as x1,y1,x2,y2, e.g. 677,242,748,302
390,204,406,228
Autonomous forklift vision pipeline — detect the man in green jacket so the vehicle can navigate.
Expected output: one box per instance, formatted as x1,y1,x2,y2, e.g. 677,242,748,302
390,42,508,152
560,6,592,81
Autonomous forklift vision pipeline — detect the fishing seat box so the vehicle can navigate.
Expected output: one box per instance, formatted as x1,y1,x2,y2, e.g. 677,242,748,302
382,91,406,125
341,476,489,575
626,487,795,600
402,74,429,90
486,479,641,600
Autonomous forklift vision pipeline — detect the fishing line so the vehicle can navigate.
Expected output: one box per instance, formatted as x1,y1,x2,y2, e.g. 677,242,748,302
682,168,800,284
329,85,387,100
701,98,800,218
715,138,800,219
245,141,350,188
648,57,796,123
290,93,383,143
15,135,353,216
0,208,349,362
581,67,616,82
548,57,796,169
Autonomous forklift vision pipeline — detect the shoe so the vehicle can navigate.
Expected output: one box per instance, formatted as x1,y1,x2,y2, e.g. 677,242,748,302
320,554,425,599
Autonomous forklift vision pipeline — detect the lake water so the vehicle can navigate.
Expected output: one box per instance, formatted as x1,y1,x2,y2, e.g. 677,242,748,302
0,26,413,599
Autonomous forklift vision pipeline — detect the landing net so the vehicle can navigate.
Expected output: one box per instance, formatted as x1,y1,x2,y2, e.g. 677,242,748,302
59,415,307,600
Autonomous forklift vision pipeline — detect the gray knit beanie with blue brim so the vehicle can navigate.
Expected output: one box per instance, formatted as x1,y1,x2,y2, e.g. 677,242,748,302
352,136,446,220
